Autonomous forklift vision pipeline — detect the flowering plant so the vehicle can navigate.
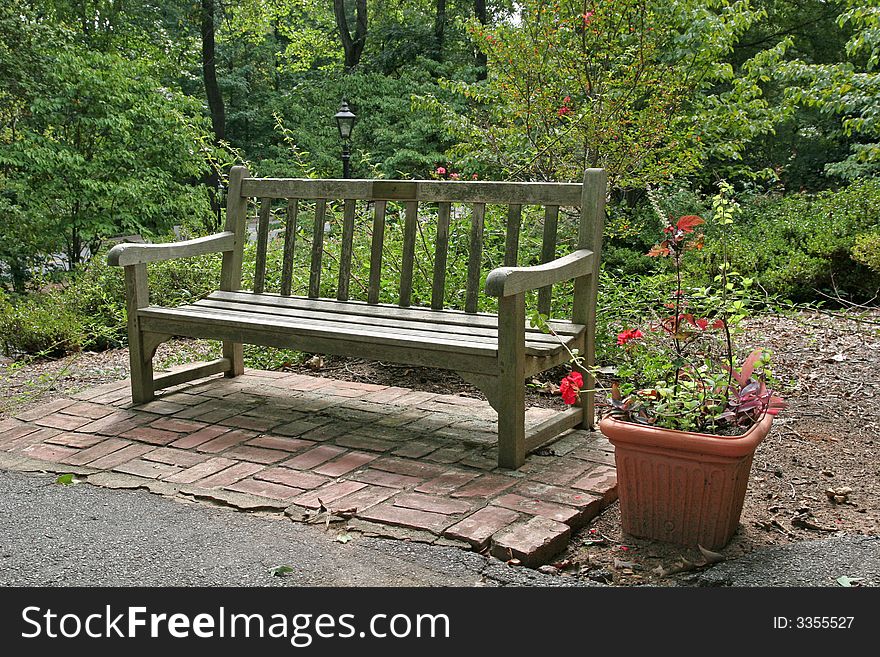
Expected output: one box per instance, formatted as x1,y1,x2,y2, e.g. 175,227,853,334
560,183,785,434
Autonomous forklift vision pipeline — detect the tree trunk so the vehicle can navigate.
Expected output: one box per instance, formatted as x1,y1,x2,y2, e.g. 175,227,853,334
201,0,224,216
475,0,488,80
333,0,368,72
434,0,446,60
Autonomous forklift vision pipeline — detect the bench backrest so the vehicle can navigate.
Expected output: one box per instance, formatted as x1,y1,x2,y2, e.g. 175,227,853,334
222,166,605,316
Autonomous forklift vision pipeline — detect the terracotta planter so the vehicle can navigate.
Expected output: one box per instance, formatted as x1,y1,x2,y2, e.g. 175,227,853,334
599,412,774,551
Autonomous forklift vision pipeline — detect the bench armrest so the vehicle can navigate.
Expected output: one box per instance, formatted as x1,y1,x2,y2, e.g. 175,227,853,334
485,249,595,297
107,231,236,267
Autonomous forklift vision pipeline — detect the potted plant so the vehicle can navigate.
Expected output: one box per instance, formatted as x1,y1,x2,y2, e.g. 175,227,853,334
560,183,785,550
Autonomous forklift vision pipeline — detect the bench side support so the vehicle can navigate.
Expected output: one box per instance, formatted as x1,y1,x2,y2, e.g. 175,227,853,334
572,168,607,430
124,263,155,404
497,292,526,469
220,165,250,377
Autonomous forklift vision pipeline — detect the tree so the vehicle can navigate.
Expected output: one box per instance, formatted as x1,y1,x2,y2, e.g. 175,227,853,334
333,0,368,71
424,0,787,186
781,0,880,180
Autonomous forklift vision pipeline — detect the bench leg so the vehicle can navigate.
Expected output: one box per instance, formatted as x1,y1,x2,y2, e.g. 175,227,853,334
128,329,155,404
497,294,526,469
222,341,244,378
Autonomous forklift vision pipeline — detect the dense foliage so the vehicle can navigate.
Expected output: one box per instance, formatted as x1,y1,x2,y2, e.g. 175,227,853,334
1,0,878,363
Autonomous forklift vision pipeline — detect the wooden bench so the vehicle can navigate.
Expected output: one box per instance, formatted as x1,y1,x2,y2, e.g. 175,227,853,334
107,166,607,469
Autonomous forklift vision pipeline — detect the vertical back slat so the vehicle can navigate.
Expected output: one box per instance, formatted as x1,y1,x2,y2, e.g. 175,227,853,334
337,198,356,301
504,204,522,267
368,200,387,304
431,202,452,310
253,197,271,294
399,201,418,307
465,202,485,314
308,199,326,298
537,204,560,315
280,198,298,296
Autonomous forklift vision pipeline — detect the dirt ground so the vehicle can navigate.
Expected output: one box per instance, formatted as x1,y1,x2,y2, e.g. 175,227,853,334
2,309,877,586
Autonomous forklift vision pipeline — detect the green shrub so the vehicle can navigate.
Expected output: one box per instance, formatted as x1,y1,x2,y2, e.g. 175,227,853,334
692,179,880,302
0,288,84,357
852,233,880,273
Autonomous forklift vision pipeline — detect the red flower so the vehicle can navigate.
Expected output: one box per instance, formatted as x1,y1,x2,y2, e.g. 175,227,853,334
558,105,572,117
436,166,446,175
450,172,460,180
559,372,583,405
616,329,643,346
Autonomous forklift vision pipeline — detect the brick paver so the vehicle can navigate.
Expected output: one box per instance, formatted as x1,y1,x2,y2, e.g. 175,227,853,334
1,369,618,567
443,506,521,550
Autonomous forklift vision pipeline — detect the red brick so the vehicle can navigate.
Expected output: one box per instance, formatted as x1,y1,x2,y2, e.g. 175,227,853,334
359,503,452,534
298,423,353,442
6,427,62,451
450,474,518,499
490,516,571,567
194,462,264,488
34,413,91,431
196,429,254,453
393,493,472,516
85,444,154,469
223,414,280,432
0,422,40,446
62,402,116,420
162,457,236,484
255,467,329,491
291,481,367,510
571,465,618,502
424,447,473,464
569,446,616,466
334,434,395,452
313,451,377,477
331,485,397,513
225,478,303,500
143,448,209,468
272,418,333,437
350,469,423,489
391,440,442,459
169,425,230,449
223,445,288,464
492,493,580,524
514,481,603,513
362,387,412,404
133,400,186,415
22,443,79,463
15,398,75,421
120,426,180,446
527,458,594,487
333,380,388,393
75,411,142,436
70,380,128,401
247,435,314,453
150,418,209,433
283,445,346,470
114,458,181,479
443,506,521,550
61,438,131,466
87,388,131,405
414,471,480,495
370,457,447,479
45,432,105,449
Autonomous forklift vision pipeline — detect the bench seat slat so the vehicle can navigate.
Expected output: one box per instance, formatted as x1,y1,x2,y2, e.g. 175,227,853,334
208,291,583,337
193,297,577,352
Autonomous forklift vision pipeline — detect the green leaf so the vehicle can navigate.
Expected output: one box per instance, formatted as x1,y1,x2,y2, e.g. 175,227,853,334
270,565,294,577
55,474,76,485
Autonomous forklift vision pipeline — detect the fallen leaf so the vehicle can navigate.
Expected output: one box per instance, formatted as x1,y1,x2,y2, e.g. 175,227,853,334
270,565,294,577
826,353,846,363
613,558,637,569
836,575,863,587
698,545,725,565
538,565,559,575
305,355,325,370
55,474,77,486
335,532,353,544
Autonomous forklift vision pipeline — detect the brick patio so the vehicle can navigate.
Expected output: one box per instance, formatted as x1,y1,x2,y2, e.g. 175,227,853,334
0,368,618,567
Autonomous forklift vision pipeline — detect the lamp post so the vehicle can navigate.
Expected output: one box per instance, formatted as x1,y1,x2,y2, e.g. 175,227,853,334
334,98,356,179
